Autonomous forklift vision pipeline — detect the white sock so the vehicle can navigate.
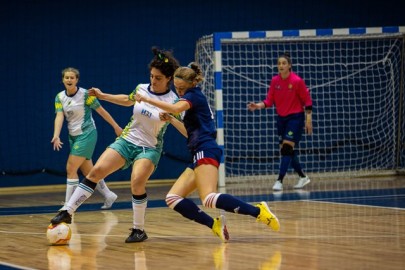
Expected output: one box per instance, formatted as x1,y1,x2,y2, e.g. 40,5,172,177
66,183,95,214
96,179,113,198
65,179,79,204
132,196,147,230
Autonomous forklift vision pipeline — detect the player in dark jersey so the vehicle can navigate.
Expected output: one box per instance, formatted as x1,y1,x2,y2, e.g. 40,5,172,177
248,52,313,191
136,62,281,242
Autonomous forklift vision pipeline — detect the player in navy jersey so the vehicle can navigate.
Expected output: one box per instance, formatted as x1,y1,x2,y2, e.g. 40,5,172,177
136,62,280,242
248,52,313,191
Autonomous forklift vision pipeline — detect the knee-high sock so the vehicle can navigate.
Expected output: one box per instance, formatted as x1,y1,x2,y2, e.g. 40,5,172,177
95,179,114,198
65,178,96,214
291,151,305,177
65,179,79,204
278,155,292,182
166,193,213,228
132,193,147,230
204,193,260,218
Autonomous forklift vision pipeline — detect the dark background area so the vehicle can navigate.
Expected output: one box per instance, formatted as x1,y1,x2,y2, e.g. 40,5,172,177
0,0,404,187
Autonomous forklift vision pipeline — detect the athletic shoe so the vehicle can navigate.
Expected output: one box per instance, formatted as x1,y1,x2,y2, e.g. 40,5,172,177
294,176,311,189
125,228,148,243
212,215,229,243
272,180,283,191
101,192,118,209
50,210,72,225
256,201,280,231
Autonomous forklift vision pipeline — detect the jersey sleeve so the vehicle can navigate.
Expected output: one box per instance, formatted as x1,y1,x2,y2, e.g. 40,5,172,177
54,94,63,113
263,80,275,108
298,79,312,107
128,84,141,102
85,94,101,110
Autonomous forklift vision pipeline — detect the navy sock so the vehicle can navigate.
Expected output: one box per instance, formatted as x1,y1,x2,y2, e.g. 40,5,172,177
173,198,214,228
291,152,305,177
215,194,260,218
278,155,292,182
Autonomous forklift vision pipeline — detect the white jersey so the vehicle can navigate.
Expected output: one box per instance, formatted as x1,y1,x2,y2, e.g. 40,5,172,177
55,87,100,136
121,84,179,150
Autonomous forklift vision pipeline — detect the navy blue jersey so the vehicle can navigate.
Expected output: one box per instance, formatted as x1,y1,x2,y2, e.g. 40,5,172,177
180,87,218,153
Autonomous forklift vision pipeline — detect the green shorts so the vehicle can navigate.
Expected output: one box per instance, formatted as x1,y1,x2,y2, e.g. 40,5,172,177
69,129,97,160
108,137,162,170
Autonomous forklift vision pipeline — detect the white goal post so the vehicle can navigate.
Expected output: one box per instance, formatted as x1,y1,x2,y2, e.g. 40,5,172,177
195,26,405,187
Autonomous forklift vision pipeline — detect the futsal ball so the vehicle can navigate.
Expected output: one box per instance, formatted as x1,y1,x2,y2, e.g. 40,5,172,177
46,222,72,245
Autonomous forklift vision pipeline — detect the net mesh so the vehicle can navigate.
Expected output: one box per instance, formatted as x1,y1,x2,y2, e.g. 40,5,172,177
196,33,405,182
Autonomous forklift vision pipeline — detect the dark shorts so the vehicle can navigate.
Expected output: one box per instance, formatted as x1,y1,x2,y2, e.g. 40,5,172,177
276,112,305,144
191,147,222,169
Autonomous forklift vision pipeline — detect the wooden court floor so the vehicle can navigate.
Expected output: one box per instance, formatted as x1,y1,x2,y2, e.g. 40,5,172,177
0,176,404,270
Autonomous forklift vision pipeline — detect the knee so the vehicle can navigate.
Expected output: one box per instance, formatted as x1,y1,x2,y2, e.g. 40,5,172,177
202,193,220,208
280,143,294,156
166,193,183,209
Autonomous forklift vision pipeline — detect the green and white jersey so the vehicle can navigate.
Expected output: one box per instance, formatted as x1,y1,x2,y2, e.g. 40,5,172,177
121,83,180,150
55,87,101,136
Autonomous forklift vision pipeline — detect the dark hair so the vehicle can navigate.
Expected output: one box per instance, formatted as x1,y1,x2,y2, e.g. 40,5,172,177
278,52,292,71
148,47,180,79
279,52,292,65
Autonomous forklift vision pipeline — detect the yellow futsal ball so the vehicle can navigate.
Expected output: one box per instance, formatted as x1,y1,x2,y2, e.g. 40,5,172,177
46,222,72,246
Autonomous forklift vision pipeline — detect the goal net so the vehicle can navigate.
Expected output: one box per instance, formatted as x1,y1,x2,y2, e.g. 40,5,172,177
195,27,405,186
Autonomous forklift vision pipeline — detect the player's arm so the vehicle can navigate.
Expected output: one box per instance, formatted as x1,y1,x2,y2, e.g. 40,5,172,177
51,112,64,151
95,106,123,137
89,87,134,107
135,93,190,114
160,113,188,138
247,83,274,111
305,107,313,135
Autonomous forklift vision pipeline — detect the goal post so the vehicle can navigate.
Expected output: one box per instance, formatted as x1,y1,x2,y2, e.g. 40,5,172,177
195,26,405,187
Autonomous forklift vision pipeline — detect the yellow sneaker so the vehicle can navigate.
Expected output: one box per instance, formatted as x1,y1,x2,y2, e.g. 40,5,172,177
212,215,229,243
256,201,280,231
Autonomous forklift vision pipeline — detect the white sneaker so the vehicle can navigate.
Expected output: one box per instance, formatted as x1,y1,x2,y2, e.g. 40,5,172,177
272,180,283,191
101,193,118,209
294,176,310,189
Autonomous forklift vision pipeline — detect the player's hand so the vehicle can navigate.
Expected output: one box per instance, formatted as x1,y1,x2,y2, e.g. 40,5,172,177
51,137,63,151
114,126,123,137
159,112,172,122
247,102,260,111
135,93,146,103
88,87,103,98
305,121,313,135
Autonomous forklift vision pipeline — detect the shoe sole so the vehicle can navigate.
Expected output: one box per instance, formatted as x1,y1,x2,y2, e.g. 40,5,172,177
218,215,229,242
125,235,148,243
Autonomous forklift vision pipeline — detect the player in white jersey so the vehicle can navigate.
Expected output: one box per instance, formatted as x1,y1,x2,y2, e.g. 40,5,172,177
52,67,122,210
50,48,185,243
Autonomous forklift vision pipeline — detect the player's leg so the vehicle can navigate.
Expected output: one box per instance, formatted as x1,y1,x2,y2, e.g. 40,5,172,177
165,166,229,242
273,140,295,191
50,147,125,224
80,159,118,209
125,158,154,243
65,154,85,206
196,163,280,232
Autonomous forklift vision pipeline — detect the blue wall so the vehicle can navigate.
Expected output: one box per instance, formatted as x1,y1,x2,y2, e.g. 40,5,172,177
0,0,404,187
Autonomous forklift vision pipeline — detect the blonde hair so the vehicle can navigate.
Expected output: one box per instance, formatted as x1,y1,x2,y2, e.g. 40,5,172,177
174,62,204,84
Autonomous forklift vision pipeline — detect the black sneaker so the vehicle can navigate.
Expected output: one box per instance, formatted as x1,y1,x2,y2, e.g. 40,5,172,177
125,228,148,243
50,210,72,225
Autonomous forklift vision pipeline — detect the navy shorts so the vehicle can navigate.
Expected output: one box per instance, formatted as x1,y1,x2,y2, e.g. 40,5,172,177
276,112,305,144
